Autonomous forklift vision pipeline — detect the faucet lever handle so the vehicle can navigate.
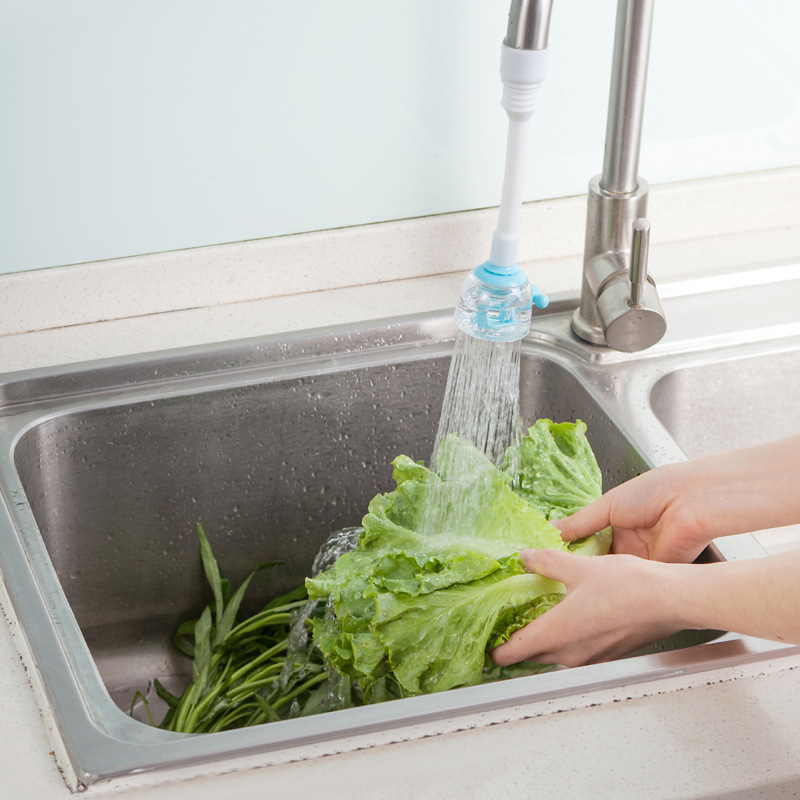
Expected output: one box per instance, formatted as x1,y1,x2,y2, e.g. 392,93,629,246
629,217,650,308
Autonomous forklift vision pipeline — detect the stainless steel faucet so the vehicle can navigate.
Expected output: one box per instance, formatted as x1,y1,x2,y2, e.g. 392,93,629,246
506,0,667,352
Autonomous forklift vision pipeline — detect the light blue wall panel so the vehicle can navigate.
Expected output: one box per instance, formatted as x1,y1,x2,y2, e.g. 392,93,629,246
1,0,798,273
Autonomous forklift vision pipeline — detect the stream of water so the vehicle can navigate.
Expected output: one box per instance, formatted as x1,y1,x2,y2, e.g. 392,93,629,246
432,331,523,471
419,331,524,540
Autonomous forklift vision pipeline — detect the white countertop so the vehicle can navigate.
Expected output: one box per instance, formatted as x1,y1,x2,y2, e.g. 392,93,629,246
3,168,800,798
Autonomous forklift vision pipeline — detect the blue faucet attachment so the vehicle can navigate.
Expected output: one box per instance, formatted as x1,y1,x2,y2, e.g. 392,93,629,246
454,260,548,342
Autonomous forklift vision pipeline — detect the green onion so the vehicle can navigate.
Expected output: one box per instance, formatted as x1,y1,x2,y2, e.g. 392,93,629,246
133,524,335,734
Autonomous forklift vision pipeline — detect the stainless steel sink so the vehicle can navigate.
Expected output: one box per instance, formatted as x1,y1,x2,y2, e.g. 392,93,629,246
1,269,799,786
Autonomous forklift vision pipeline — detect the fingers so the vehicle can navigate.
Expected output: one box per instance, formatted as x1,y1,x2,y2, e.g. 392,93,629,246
552,495,613,542
518,547,582,589
492,549,589,667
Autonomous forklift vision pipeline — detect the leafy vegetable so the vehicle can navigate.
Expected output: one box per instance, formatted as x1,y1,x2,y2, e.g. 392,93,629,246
307,419,611,697
138,524,331,733
508,418,604,522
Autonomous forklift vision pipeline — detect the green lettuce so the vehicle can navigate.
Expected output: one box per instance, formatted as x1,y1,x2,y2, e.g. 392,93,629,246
306,419,611,697
507,418,604,521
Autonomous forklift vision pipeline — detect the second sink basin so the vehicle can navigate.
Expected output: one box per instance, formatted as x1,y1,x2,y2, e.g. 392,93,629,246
651,345,800,459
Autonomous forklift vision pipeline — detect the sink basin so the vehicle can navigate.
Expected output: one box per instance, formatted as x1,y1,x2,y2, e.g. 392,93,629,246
1,294,798,786
651,345,800,459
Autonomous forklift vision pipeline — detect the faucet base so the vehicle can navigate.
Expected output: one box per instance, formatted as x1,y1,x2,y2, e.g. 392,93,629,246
570,306,607,347
571,176,666,353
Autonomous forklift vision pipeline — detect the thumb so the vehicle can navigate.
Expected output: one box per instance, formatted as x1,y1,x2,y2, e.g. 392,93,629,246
552,496,612,543
519,547,586,591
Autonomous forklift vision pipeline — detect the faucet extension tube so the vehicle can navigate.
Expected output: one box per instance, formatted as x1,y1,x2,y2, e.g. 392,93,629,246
454,0,552,343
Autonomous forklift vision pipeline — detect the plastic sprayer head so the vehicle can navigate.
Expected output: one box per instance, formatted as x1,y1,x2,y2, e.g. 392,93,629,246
454,262,548,342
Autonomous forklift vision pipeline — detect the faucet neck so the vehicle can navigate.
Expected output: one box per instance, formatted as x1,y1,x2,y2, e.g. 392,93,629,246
600,0,655,195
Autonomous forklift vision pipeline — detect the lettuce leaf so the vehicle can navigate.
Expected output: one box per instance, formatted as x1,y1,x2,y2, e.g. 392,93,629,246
306,419,611,697
506,418,603,519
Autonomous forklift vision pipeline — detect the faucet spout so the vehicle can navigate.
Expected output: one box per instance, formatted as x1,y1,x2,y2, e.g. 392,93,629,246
505,0,554,51
572,0,666,352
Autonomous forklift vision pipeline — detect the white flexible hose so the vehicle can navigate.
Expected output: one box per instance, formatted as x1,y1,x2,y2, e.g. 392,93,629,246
489,45,549,269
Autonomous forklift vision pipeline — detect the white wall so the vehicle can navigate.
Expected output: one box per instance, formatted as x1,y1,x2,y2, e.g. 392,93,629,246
2,0,799,275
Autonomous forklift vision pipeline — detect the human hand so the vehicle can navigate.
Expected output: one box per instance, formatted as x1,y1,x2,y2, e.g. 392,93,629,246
491,548,682,667
552,460,715,563
555,435,800,563
493,545,800,667
493,435,800,668
553,433,800,564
